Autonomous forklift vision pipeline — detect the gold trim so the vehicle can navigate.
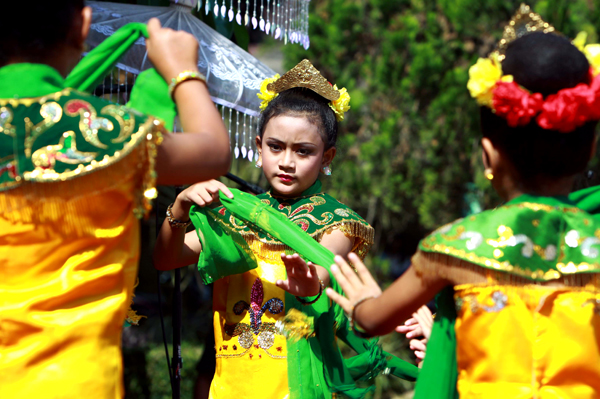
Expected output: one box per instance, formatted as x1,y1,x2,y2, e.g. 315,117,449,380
23,117,161,182
497,3,557,60
267,59,341,101
0,89,71,107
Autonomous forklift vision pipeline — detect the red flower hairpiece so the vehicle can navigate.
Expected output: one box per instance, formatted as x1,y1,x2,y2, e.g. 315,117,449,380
490,68,600,132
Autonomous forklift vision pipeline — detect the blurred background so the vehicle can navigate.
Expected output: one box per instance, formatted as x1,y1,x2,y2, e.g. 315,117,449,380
95,0,600,397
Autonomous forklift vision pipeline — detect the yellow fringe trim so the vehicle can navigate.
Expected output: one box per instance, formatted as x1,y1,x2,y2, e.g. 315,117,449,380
412,250,600,289
236,220,374,263
0,126,163,236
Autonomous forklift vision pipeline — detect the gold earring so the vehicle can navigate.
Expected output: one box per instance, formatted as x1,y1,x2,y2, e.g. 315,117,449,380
485,172,494,180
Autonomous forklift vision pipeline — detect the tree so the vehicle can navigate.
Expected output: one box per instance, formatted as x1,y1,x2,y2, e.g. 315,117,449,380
284,0,600,258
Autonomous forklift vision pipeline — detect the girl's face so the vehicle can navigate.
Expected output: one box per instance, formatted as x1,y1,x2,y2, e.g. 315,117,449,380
257,114,335,197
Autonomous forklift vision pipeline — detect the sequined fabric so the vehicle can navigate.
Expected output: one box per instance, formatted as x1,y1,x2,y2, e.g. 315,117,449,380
453,284,600,398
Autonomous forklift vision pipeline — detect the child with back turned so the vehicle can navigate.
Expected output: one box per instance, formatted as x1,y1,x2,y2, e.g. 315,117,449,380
0,1,231,397
327,5,600,399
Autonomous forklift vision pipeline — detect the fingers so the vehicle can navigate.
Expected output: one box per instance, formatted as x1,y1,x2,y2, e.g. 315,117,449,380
146,18,162,36
334,255,362,291
409,338,427,352
348,252,379,287
281,253,309,276
205,180,234,199
330,259,356,299
325,287,353,315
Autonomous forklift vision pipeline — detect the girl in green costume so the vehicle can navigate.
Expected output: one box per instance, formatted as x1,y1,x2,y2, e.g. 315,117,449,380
153,60,418,398
327,6,600,399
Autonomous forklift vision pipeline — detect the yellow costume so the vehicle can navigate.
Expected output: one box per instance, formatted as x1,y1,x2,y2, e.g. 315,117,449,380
0,63,163,398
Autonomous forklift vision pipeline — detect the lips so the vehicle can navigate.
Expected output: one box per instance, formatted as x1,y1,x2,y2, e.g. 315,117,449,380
277,174,294,183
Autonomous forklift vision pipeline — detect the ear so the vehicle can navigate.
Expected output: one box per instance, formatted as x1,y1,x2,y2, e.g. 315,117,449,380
481,137,499,173
255,135,262,155
322,146,336,167
78,7,93,49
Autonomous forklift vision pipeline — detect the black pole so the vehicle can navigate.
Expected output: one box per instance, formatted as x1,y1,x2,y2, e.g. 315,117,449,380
171,268,182,399
171,186,184,399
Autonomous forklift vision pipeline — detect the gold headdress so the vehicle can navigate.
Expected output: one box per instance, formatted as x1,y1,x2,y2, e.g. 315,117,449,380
497,3,556,61
257,59,351,121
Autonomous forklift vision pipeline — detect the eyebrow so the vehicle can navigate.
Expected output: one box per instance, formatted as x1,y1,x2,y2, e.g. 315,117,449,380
265,137,318,147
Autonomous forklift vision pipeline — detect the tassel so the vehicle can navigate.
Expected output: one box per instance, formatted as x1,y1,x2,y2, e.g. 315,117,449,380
265,0,271,33
236,0,242,24
245,0,250,25
259,0,265,31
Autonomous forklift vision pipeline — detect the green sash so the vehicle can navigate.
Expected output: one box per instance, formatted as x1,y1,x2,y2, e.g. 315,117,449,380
189,185,418,398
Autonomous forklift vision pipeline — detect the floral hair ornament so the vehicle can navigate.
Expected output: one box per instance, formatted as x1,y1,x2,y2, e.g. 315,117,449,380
467,3,600,133
257,59,351,121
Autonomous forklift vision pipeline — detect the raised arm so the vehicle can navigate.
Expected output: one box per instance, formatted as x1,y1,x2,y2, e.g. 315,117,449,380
153,180,233,271
144,18,231,185
326,253,449,337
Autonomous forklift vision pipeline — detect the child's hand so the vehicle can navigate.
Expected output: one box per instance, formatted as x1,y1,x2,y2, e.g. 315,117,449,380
171,180,233,221
396,305,433,340
409,338,427,367
146,18,199,83
325,253,383,315
276,254,322,297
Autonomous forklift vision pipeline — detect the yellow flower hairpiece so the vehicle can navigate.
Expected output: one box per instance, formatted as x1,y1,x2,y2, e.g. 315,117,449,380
257,60,351,121
467,54,513,107
258,74,280,111
574,32,600,76
329,85,351,121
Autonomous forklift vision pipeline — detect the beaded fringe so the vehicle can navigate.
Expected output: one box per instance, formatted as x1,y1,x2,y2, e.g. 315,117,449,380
412,250,600,289
239,221,375,262
0,132,162,237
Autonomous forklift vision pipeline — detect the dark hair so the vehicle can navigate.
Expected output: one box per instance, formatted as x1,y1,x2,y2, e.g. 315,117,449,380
0,0,85,66
481,32,597,180
258,88,338,149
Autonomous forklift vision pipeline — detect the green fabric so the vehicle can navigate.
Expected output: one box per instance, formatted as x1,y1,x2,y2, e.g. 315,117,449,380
414,192,600,399
127,69,176,131
413,287,459,399
65,23,148,93
189,184,418,398
419,194,600,281
0,63,65,98
570,185,600,221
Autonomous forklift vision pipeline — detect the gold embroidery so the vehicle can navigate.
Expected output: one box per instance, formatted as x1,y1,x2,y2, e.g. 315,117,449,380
24,102,62,157
101,104,135,143
30,131,97,170
65,99,113,149
0,89,70,107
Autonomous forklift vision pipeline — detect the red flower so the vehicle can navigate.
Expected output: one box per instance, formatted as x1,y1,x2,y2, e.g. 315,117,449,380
537,70,600,132
492,81,543,127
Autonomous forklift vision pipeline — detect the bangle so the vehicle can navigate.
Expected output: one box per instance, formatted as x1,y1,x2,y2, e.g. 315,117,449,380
349,296,377,338
168,70,207,99
296,278,326,305
166,203,192,229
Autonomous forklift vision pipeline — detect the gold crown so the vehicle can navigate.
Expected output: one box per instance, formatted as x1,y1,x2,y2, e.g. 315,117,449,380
497,3,557,60
267,59,341,101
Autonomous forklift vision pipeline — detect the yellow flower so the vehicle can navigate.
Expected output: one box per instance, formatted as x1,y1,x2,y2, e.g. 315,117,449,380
467,56,511,107
257,74,280,111
329,85,351,121
584,44,600,76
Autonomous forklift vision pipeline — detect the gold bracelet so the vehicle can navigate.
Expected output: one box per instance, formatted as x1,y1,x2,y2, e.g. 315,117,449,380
296,278,326,305
166,203,192,229
168,70,207,99
350,296,377,338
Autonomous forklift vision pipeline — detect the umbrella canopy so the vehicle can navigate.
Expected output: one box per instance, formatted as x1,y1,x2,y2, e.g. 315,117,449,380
87,0,278,161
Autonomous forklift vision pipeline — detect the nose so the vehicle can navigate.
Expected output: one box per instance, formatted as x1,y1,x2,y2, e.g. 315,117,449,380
279,149,295,171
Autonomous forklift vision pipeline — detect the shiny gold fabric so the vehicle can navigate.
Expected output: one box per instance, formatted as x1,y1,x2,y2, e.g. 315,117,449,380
454,283,600,399
0,138,158,398
210,242,290,399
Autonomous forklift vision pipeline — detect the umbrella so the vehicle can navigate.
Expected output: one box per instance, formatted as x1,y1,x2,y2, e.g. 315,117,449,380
198,0,311,49
87,0,278,161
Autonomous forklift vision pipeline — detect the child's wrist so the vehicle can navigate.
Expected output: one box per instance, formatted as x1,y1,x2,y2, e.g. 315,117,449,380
172,198,192,221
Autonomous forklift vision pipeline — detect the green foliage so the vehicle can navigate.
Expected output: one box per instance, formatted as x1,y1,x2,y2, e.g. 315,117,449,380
284,0,600,254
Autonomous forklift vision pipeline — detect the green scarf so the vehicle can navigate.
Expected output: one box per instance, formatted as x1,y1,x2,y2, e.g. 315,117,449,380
189,184,418,398
414,192,600,399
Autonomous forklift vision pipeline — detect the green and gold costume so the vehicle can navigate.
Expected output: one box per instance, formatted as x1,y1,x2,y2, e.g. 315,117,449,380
189,182,419,399
0,24,166,398
413,194,600,399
